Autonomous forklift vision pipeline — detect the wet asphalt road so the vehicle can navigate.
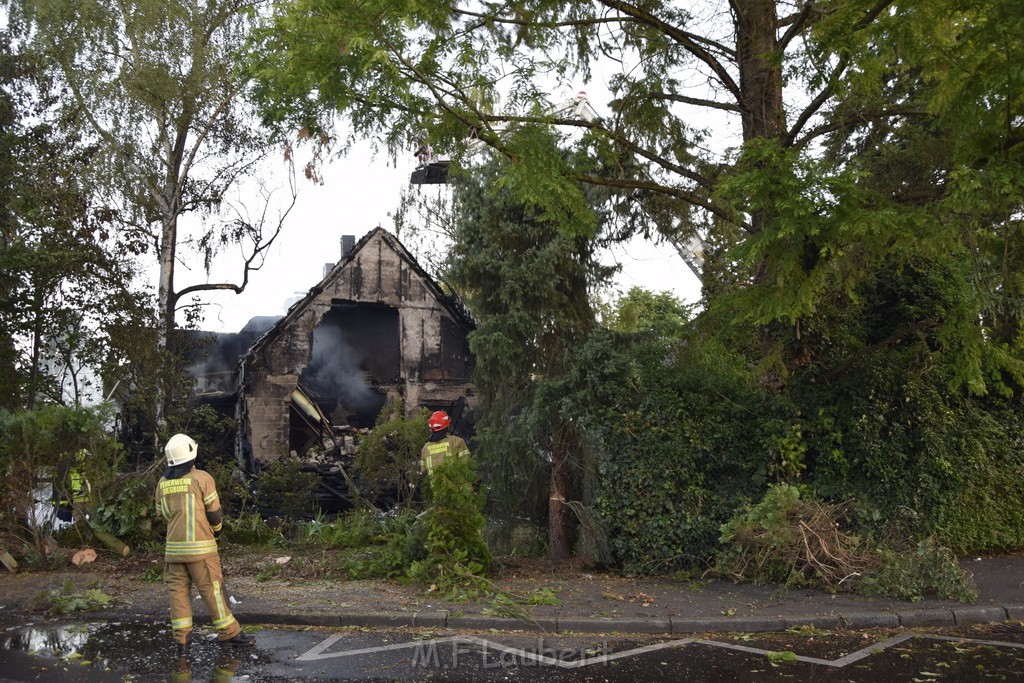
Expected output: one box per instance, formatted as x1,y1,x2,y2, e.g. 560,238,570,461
3,620,1024,681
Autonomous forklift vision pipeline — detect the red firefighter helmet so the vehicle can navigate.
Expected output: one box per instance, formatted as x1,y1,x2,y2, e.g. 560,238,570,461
428,410,452,432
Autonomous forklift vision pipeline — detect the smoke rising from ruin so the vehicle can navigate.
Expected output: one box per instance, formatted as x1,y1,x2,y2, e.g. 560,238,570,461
301,321,380,417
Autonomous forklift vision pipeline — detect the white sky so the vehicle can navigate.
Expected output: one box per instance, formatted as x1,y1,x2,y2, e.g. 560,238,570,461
0,7,718,336
190,140,704,334
187,20,740,334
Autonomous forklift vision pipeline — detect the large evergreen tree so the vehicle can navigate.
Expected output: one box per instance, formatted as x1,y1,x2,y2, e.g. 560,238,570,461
446,157,615,559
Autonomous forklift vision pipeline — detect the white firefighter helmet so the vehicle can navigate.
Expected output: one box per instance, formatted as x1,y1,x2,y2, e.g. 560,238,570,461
165,433,198,467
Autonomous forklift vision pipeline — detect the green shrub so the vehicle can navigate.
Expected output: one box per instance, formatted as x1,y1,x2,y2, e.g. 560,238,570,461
203,456,252,519
0,404,140,554
792,253,1024,554
345,510,423,580
408,455,491,592
329,508,389,549
798,351,1024,554
595,335,787,573
91,466,160,544
484,521,546,557
353,398,428,506
297,508,397,550
221,511,283,545
716,484,876,588
863,537,978,602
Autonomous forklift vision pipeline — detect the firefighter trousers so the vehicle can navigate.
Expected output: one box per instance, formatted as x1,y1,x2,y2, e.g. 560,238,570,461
164,555,241,644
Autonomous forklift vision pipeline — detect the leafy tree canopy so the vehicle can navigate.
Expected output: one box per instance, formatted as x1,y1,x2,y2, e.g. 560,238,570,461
0,27,146,409
249,0,1024,397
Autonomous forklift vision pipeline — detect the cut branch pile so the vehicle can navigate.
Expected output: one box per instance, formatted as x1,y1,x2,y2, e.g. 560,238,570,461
717,487,881,590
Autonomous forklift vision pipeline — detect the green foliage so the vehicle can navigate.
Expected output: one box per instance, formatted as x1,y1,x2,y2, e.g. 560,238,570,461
768,651,798,667
864,538,979,603
599,287,693,338
0,404,129,553
180,406,237,465
800,360,1024,554
345,510,423,581
0,28,145,410
249,0,1024,573
221,512,282,546
788,255,1024,554
4,0,280,342
483,521,546,558
595,327,785,574
293,508,429,582
91,466,159,543
254,458,319,520
188,406,250,516
409,455,491,593
319,508,388,549
353,398,428,506
521,587,560,605
202,457,251,520
446,157,614,561
593,256,1024,574
37,582,113,615
249,0,1024,577
716,484,849,587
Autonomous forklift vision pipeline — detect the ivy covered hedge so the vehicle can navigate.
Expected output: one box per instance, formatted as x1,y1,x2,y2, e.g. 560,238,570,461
799,354,1024,554
592,259,1024,573
595,336,784,574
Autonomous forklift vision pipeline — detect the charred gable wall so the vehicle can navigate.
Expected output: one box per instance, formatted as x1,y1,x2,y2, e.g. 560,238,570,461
237,228,476,469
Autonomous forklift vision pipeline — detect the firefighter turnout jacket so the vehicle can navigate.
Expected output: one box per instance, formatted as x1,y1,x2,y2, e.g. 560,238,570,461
420,434,471,475
154,467,224,563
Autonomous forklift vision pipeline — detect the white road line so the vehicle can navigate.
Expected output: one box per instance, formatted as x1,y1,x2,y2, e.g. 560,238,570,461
297,635,464,661
921,634,1024,650
295,630,1024,669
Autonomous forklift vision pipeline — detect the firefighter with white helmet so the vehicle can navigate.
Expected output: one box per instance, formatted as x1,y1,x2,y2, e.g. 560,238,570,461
155,433,253,654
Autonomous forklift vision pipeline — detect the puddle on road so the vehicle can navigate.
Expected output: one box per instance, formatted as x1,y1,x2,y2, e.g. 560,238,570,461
2,621,1024,681
0,620,270,681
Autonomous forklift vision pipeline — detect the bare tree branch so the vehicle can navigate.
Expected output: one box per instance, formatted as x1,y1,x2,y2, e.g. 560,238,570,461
598,0,742,102
645,91,743,112
171,162,298,307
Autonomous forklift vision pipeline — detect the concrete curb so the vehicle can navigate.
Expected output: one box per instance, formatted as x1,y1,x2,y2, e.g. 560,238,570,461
229,604,1018,635
9,603,1017,636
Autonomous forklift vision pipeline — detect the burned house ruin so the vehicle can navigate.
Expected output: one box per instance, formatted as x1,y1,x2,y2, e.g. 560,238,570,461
235,228,477,471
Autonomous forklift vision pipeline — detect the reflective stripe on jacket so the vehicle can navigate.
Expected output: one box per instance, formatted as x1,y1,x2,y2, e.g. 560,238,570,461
420,435,470,475
154,467,223,563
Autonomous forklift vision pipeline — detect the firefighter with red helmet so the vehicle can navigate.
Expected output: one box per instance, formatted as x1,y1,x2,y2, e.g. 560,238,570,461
155,433,254,654
420,411,471,478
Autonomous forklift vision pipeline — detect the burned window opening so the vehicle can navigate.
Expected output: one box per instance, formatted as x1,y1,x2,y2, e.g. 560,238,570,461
298,302,398,429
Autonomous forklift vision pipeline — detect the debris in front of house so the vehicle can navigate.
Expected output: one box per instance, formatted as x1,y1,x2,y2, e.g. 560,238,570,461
1,547,18,573
275,556,291,565
72,548,98,565
89,524,130,556
291,424,375,507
